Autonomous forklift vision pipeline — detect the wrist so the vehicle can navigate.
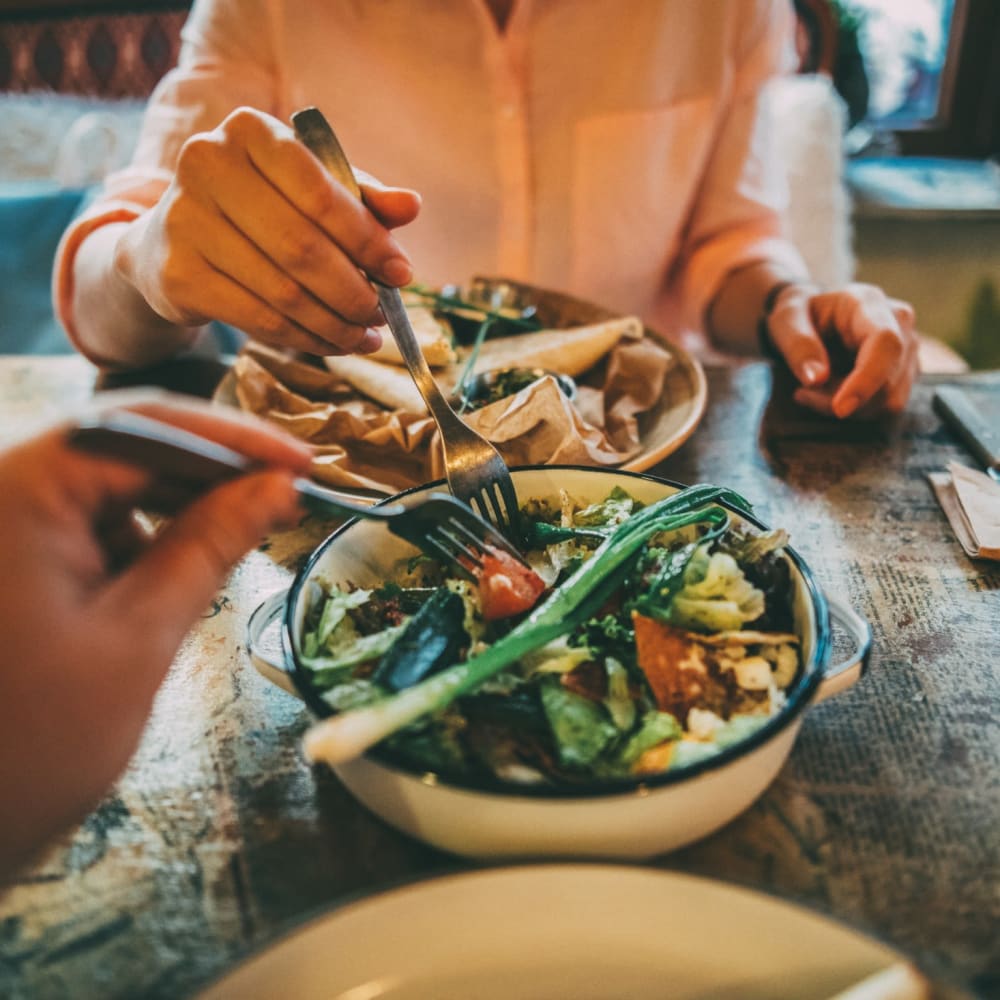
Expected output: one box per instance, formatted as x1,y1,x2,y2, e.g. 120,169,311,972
757,281,796,358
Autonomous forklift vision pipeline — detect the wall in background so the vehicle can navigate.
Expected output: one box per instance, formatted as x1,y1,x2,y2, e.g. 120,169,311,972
852,215,1000,369
0,4,186,98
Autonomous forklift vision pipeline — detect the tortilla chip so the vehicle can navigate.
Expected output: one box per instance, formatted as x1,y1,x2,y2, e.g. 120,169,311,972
472,315,643,377
632,613,710,718
322,354,427,413
365,304,457,368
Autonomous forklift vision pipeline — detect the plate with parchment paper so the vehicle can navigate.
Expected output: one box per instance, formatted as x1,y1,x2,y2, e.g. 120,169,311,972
213,277,708,478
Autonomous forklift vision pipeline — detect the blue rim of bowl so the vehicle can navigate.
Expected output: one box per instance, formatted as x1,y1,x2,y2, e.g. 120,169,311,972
282,466,831,800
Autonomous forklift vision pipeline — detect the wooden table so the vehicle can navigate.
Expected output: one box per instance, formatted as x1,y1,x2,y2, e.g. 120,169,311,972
0,355,997,999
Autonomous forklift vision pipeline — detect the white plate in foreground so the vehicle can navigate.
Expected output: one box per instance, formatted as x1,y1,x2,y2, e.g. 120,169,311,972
198,865,929,1000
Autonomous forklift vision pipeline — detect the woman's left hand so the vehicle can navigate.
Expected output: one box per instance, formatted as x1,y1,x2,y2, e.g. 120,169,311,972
766,282,919,418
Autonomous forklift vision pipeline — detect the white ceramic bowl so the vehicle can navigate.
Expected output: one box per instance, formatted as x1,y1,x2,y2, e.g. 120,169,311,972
248,467,871,860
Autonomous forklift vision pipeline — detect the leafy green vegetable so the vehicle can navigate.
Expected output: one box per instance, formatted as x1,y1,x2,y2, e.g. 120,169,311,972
307,586,371,651
572,486,639,527
618,711,683,765
666,545,765,633
603,657,636,731
628,542,698,621
719,526,790,565
539,678,618,767
385,718,467,773
301,586,408,681
571,613,635,669
321,678,384,712
302,626,407,684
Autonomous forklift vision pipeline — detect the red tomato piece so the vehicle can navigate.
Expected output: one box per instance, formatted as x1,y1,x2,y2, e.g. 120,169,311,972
476,547,546,620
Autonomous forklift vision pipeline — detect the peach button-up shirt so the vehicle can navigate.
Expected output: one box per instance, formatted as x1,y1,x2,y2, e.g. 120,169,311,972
55,0,807,356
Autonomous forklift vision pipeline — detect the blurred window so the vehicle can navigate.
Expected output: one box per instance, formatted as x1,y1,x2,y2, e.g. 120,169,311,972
838,0,999,156
845,0,955,127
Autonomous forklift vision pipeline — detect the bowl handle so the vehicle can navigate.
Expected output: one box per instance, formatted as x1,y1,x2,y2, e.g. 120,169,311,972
246,589,299,697
814,594,873,703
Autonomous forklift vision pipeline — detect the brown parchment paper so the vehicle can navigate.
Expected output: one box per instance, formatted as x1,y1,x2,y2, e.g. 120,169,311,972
233,324,675,494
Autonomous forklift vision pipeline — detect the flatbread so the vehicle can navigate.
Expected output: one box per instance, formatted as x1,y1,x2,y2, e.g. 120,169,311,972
472,315,644,377
365,304,457,368
322,354,426,413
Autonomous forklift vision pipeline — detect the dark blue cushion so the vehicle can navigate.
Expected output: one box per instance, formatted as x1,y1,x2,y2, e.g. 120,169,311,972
0,181,89,355
0,181,245,359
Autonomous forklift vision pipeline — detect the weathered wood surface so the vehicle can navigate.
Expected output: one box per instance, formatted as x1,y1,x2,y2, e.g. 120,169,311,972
0,356,997,999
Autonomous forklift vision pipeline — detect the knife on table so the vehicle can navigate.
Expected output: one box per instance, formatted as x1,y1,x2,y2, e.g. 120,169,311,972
932,385,1000,482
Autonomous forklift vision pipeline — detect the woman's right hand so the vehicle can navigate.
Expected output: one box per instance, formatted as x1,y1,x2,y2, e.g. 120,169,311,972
113,107,422,357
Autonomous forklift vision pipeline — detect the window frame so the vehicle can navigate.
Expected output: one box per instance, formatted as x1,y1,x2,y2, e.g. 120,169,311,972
873,0,1000,157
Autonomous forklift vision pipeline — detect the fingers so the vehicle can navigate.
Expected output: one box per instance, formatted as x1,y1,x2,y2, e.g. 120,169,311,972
191,154,385,326
189,259,380,356
179,195,383,354
765,285,829,387
103,470,302,654
136,107,419,355
809,285,912,417
112,390,315,471
213,108,414,286
773,283,918,419
8,392,313,531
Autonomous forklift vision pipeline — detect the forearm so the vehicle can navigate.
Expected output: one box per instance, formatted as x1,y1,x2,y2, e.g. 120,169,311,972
70,222,202,369
705,260,806,356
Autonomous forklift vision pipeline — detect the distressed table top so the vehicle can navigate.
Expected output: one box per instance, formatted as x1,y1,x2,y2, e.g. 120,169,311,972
0,355,997,999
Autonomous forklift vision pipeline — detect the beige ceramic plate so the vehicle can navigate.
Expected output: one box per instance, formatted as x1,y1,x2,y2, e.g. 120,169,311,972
213,278,707,473
197,864,932,1000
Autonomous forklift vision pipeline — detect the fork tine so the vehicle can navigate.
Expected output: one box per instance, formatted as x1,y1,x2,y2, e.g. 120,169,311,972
421,528,478,581
445,515,489,559
448,508,525,565
386,493,529,577
486,474,524,548
479,483,506,532
436,523,485,569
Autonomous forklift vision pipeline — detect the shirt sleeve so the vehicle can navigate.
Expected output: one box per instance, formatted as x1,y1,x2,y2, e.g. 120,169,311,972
672,0,810,333
52,0,281,353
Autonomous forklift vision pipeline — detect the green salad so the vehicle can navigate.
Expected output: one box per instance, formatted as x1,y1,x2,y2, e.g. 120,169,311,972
299,485,801,785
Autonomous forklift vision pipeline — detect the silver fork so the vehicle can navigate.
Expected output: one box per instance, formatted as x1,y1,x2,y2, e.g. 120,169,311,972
66,410,530,581
291,107,523,546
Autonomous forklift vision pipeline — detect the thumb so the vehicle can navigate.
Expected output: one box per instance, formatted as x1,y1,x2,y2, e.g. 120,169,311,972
767,288,830,387
358,173,422,229
103,470,301,653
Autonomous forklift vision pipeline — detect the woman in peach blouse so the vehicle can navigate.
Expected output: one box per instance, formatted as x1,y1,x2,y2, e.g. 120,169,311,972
55,0,918,418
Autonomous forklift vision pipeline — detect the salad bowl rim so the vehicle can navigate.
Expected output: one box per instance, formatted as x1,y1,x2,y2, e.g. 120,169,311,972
281,465,830,800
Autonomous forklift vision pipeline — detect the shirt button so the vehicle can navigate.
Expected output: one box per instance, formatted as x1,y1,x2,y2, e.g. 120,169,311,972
501,104,517,119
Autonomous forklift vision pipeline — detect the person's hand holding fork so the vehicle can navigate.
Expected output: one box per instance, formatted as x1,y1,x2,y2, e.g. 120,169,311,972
0,394,311,876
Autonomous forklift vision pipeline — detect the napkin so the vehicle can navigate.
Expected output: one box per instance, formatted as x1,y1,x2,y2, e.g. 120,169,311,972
928,462,1000,561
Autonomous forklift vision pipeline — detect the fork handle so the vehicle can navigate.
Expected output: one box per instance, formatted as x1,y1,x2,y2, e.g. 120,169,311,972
290,109,470,448
67,411,401,520
374,284,479,438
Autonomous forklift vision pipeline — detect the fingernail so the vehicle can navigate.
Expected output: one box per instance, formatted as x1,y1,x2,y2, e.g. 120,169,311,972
834,394,860,418
801,361,826,386
357,328,383,354
381,256,412,286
